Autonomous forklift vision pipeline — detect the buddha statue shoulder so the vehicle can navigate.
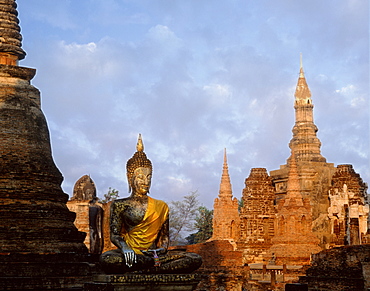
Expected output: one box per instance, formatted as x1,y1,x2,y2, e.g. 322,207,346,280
99,135,202,274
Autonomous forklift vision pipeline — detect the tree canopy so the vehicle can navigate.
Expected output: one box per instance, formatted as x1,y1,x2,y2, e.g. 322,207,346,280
99,187,119,203
169,191,199,245
169,191,214,245
186,206,213,244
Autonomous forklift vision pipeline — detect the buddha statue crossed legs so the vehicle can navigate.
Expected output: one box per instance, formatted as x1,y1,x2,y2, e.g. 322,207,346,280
99,135,202,274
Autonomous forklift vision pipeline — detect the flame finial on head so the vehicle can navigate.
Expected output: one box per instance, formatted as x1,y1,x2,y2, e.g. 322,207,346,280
137,133,144,152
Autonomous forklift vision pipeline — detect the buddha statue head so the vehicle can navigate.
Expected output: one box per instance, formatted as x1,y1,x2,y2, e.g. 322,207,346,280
126,134,152,195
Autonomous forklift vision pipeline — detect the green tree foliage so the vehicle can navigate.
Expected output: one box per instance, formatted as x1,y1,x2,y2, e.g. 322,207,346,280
186,206,213,244
169,190,199,245
238,198,244,212
99,187,119,203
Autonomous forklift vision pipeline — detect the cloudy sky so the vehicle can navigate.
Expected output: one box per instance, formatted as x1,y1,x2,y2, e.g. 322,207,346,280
17,0,369,208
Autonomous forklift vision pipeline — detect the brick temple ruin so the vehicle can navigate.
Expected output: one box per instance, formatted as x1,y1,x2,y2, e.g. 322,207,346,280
167,58,369,290
1,0,369,290
69,58,370,290
199,57,370,290
67,175,115,254
210,58,369,264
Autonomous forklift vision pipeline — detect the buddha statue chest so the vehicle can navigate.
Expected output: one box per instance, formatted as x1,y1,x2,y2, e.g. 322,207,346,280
117,199,148,233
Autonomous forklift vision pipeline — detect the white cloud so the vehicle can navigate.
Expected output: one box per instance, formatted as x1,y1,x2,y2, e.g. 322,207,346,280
145,25,183,51
335,84,367,108
203,83,232,106
63,42,97,53
335,84,355,94
55,39,124,79
148,25,177,40
350,96,366,108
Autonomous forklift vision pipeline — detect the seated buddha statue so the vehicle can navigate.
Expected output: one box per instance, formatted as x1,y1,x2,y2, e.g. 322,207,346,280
99,135,202,274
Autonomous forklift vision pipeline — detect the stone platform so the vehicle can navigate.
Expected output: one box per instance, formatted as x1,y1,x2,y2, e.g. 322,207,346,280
0,253,96,290
84,274,201,291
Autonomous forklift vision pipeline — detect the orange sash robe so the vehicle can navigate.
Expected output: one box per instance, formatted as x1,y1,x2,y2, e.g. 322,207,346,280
121,197,169,254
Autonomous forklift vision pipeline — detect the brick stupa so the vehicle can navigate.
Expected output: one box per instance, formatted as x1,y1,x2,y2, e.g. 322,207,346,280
0,1,91,289
270,56,337,249
268,154,321,265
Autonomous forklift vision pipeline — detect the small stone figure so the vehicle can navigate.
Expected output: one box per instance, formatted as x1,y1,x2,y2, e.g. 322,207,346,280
72,175,96,201
89,197,103,254
99,135,202,274
268,253,276,265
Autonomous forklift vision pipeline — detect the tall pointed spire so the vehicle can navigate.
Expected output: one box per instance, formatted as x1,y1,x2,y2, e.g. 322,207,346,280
288,55,326,163
218,148,233,199
294,53,311,102
0,0,26,65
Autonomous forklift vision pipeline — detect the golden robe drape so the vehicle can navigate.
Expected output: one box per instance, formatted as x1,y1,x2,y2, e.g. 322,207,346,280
121,197,169,254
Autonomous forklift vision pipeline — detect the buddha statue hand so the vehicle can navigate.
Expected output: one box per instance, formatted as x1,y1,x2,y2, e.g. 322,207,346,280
122,248,137,268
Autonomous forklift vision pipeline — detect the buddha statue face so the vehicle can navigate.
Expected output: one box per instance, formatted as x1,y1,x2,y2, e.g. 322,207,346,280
132,167,152,195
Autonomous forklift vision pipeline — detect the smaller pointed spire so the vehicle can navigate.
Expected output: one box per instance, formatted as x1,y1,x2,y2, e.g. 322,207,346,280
287,153,300,193
284,153,304,206
218,148,233,199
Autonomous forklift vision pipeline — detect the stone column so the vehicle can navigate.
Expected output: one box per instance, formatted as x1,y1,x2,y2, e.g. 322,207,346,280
0,1,91,289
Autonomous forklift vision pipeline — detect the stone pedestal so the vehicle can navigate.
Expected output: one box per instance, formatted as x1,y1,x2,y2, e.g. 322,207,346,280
84,274,201,291
299,245,370,290
0,253,97,290
285,283,308,291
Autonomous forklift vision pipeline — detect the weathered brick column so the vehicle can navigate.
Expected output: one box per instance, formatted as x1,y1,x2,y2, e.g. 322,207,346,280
0,64,87,253
0,1,92,289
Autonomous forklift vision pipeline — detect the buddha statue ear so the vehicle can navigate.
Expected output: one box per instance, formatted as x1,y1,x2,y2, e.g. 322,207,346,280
127,171,132,193
128,175,134,193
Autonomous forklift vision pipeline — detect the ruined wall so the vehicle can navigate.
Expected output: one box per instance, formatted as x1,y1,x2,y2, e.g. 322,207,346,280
239,168,276,264
174,241,246,291
328,164,370,247
67,199,116,253
187,240,242,268
67,201,91,249
300,244,370,290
